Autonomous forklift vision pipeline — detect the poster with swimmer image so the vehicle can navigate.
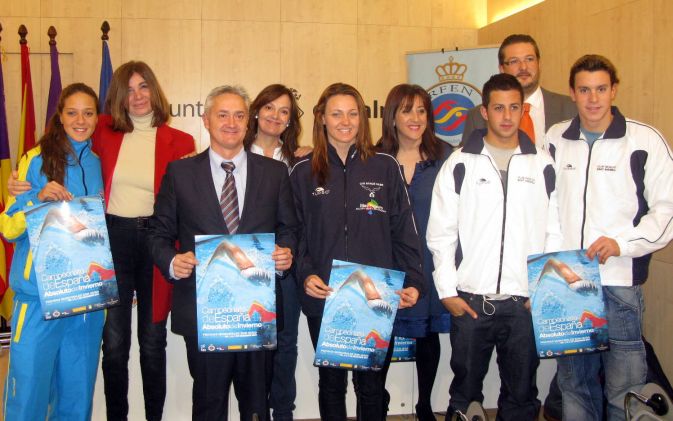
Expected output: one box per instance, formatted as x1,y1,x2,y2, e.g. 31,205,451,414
195,233,276,352
25,196,119,320
527,250,608,358
391,337,416,362
314,260,405,371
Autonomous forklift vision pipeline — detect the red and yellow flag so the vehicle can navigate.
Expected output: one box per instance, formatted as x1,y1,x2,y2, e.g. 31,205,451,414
0,39,15,319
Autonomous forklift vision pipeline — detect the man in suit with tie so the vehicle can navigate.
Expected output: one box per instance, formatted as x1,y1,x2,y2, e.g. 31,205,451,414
461,34,575,145
148,85,298,420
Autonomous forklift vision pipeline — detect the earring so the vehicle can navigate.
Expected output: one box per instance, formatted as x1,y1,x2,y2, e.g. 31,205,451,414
255,115,258,119
286,123,290,127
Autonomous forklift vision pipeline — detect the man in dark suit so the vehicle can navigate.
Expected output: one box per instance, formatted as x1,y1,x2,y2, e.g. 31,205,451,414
461,34,575,144
148,85,297,421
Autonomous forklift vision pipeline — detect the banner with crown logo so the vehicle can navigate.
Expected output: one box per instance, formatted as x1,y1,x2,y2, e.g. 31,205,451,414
407,47,499,145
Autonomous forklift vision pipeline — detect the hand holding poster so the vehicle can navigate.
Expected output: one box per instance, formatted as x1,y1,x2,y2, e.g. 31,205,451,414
527,250,608,358
25,195,119,319
314,260,405,371
195,233,276,352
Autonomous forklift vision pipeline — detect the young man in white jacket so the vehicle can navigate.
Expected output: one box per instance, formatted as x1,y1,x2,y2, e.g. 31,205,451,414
544,55,673,421
427,73,562,420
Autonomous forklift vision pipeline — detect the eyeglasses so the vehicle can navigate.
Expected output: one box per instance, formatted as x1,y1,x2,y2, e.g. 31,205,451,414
503,56,537,67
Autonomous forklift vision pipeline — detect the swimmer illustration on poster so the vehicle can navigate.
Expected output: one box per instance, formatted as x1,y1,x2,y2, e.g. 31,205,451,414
25,196,119,320
527,250,608,358
314,260,405,371
195,233,276,352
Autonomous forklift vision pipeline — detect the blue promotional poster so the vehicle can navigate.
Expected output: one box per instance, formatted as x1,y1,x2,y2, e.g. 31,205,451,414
25,196,119,320
528,250,608,358
391,337,416,362
314,260,405,371
195,233,276,352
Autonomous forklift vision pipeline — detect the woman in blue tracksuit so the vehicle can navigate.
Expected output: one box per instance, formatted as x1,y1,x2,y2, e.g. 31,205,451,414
0,83,105,421
377,84,451,421
290,82,424,421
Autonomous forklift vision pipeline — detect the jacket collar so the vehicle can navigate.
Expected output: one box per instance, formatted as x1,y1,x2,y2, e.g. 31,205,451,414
327,142,358,165
462,128,536,155
562,106,626,140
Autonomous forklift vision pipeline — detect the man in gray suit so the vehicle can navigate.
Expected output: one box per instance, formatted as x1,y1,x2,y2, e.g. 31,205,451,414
461,34,575,144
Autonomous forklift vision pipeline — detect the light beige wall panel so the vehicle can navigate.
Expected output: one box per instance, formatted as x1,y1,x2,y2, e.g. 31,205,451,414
202,0,279,22
431,0,485,28
357,25,431,141
280,22,357,146
478,0,655,121
200,20,281,149
0,0,40,17
574,0,654,123
486,0,544,24
41,0,122,18
643,260,673,377
431,28,479,49
357,0,431,27
121,19,202,142
281,0,357,24
580,0,643,15
38,18,122,96
652,0,673,145
200,20,281,101
654,243,673,265
121,0,201,20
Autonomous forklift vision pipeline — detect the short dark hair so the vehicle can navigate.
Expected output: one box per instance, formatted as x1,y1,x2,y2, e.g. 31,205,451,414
482,73,523,107
498,34,540,65
569,54,620,88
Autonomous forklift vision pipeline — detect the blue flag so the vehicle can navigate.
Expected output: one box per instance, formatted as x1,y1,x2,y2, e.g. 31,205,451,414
99,39,113,112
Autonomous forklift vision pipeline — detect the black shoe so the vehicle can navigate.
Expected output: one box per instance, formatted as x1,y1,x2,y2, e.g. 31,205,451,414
415,403,436,421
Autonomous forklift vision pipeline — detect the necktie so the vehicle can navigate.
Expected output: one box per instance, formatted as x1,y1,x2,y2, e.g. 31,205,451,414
520,102,535,143
220,162,239,234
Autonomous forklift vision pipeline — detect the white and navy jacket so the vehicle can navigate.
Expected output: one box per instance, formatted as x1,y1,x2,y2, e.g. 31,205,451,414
290,143,424,317
427,129,562,299
545,107,673,286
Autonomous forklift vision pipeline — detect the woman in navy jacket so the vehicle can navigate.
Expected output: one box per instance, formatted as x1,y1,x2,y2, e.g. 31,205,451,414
290,82,424,420
377,84,451,421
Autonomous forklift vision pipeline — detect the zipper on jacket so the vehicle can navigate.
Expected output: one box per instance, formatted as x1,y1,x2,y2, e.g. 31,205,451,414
343,163,348,260
579,141,595,248
486,152,520,295
495,156,512,294
77,145,89,195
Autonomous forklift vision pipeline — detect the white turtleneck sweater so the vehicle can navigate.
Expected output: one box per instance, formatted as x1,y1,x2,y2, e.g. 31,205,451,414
107,112,157,217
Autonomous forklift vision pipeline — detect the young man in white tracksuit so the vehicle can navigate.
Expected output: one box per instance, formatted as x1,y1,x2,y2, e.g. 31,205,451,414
545,54,673,421
427,73,562,420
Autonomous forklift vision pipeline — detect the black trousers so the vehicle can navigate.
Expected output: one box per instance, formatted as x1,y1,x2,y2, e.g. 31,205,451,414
447,292,541,421
102,215,167,421
184,335,268,421
307,316,393,421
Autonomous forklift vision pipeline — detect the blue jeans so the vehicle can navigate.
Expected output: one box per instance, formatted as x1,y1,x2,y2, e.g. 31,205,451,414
269,274,302,421
102,215,168,421
557,286,647,421
448,292,540,421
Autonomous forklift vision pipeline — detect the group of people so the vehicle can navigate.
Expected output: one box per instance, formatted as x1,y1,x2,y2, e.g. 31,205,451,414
0,31,670,421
